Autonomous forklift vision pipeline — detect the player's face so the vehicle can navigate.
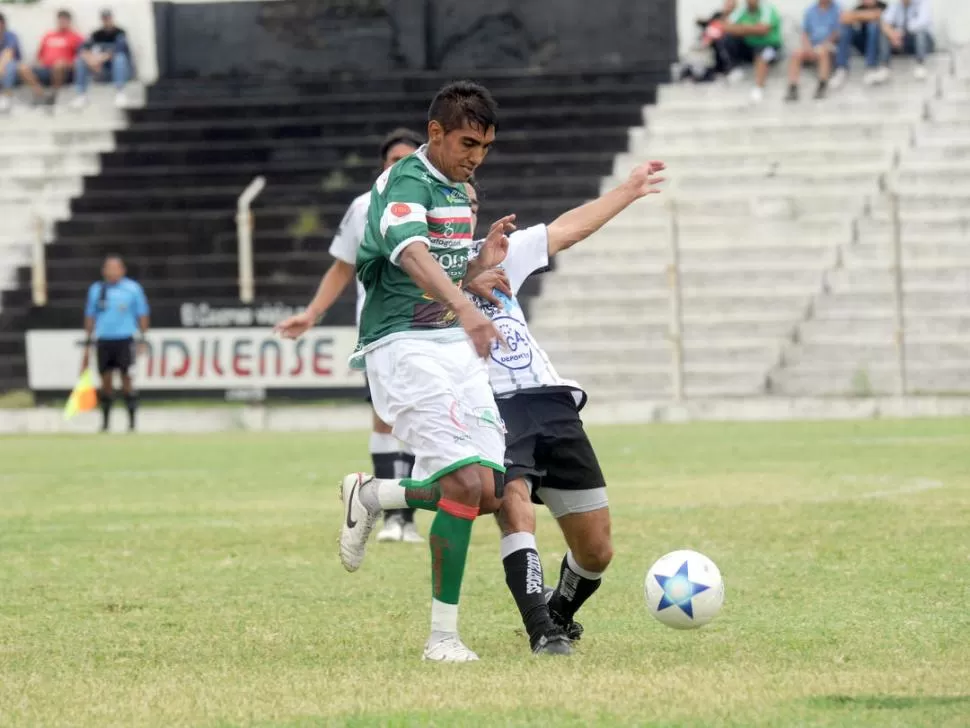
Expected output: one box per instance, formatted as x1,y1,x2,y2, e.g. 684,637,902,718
464,183,479,236
56,14,71,30
103,259,125,283
382,142,417,171
428,120,495,182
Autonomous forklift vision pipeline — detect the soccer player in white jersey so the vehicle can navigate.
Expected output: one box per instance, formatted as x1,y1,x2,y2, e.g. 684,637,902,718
462,160,667,654
275,129,427,543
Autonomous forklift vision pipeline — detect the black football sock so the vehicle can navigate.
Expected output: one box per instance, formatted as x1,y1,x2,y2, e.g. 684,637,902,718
370,432,403,520
548,550,604,622
99,392,113,431
501,532,556,646
124,393,138,431
396,451,416,523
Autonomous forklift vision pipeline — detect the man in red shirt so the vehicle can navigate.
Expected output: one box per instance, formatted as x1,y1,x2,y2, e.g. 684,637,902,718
18,9,84,106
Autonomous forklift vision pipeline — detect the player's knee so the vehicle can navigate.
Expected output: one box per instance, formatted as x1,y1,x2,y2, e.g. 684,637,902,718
575,537,614,574
447,465,484,505
498,481,535,533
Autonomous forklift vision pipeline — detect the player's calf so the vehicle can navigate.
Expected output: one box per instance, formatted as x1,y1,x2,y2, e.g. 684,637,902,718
547,506,613,634
497,479,572,655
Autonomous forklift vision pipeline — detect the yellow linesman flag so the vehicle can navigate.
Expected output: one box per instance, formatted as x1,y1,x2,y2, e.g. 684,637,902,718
64,370,98,420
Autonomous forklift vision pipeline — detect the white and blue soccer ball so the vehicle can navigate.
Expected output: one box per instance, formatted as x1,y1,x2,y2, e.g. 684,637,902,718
645,549,724,630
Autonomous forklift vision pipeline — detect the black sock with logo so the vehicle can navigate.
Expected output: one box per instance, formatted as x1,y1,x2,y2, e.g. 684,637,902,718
548,550,604,622
501,532,555,646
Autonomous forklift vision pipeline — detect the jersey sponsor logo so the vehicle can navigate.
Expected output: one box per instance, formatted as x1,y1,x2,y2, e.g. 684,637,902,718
474,406,506,433
490,316,532,370
412,300,458,328
390,202,412,218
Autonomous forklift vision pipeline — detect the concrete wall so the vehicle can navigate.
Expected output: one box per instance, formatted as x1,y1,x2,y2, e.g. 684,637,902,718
677,0,970,55
0,0,159,82
152,0,677,78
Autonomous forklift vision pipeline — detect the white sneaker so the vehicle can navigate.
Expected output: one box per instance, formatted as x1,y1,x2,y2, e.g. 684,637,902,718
0,96,11,113
69,95,88,111
913,65,928,80
401,521,424,544
114,91,129,109
422,634,479,663
726,67,744,85
865,67,890,85
338,472,379,572
376,516,403,542
830,68,847,90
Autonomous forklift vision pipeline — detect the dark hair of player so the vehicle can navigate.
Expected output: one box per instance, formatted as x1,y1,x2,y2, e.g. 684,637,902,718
428,81,498,134
57,9,72,20
379,128,423,162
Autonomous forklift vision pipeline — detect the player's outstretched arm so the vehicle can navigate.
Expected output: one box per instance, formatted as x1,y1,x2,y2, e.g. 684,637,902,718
275,260,355,339
546,160,666,257
398,243,502,358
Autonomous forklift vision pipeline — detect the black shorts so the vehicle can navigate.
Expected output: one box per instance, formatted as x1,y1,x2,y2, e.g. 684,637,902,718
497,390,607,516
363,372,372,404
96,338,134,375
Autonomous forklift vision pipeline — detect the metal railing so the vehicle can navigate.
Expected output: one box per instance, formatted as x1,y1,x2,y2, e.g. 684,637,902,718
236,176,267,304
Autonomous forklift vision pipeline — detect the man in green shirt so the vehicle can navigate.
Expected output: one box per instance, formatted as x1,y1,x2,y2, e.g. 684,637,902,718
723,0,784,102
328,81,515,663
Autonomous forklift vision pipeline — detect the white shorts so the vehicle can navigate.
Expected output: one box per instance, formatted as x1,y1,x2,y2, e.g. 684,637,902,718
365,337,506,482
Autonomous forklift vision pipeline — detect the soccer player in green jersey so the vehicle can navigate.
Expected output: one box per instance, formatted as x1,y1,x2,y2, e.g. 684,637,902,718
327,81,515,662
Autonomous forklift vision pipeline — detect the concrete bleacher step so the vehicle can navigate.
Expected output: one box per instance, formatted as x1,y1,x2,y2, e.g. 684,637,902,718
530,289,811,321
631,123,910,150
769,368,970,396
550,265,825,290
575,368,768,397
799,315,970,338
784,339,970,365
530,316,799,342
648,96,924,120
614,146,890,173
814,290,970,315
541,340,779,367
828,267,970,288
563,243,838,269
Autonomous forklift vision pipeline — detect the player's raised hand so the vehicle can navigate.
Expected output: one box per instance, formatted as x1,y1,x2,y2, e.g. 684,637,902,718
458,303,505,359
478,214,516,268
628,160,666,198
274,310,317,340
466,268,512,308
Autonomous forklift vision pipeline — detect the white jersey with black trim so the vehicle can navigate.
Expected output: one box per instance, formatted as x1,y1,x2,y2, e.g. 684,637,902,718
328,191,370,324
468,225,586,407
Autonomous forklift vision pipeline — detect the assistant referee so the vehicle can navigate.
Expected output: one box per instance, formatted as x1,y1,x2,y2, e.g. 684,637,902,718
80,255,150,432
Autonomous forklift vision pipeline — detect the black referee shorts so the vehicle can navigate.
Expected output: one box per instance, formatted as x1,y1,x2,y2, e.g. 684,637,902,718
96,338,134,375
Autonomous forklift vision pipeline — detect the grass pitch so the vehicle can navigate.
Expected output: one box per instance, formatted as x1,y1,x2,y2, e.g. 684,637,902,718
1,419,969,727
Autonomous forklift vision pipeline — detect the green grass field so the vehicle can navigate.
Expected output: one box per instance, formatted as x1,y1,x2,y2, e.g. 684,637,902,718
2,419,969,727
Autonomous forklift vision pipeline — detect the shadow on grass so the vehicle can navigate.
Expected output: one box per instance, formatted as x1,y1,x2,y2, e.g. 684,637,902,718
812,695,970,710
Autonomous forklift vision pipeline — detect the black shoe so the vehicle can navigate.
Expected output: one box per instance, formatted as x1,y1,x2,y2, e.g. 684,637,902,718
531,629,573,656
543,585,584,642
814,81,828,99
784,85,799,102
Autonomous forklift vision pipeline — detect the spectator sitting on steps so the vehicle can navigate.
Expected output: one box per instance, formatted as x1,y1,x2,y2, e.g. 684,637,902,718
721,0,784,104
0,12,22,114
72,8,132,110
18,9,84,109
679,0,738,84
831,0,886,89
872,0,934,83
786,0,843,102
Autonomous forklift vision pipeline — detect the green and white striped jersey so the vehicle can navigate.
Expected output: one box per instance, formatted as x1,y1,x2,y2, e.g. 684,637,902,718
351,145,474,368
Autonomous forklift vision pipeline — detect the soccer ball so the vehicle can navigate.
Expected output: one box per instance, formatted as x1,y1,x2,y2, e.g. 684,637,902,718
645,549,724,629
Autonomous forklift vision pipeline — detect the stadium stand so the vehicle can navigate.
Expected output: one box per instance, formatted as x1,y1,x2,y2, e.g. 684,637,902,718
0,85,127,392
530,50,970,401
0,67,668,393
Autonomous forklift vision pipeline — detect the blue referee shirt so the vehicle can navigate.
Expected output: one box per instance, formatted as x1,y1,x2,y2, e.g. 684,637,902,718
85,277,150,340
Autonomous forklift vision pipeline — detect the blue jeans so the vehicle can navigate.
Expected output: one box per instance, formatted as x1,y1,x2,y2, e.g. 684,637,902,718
880,29,935,64
74,51,131,92
836,21,881,70
1,61,16,91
